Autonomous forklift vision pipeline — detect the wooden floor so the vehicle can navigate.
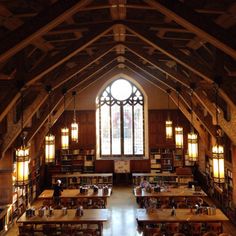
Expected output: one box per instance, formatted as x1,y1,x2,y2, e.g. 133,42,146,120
5,186,236,235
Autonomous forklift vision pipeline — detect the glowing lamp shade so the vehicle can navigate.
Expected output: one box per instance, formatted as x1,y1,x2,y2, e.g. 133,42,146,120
175,126,183,148
212,144,224,183
165,120,173,139
45,134,55,163
16,146,29,185
71,122,78,142
61,127,69,149
188,132,198,161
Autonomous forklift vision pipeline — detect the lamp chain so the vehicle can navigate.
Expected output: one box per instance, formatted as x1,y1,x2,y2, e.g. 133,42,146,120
73,93,76,122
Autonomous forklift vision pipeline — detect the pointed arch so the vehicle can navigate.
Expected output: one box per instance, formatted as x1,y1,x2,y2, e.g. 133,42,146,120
96,73,148,159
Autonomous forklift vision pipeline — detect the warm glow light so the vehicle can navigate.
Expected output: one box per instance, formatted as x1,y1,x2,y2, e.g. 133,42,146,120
212,144,224,183
165,120,173,139
61,127,69,149
45,134,55,163
16,146,29,185
71,122,78,142
175,126,183,148
188,132,198,161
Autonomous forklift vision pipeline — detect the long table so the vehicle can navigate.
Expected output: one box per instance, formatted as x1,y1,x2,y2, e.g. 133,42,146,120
134,186,207,198
136,208,229,235
17,209,109,235
38,188,112,208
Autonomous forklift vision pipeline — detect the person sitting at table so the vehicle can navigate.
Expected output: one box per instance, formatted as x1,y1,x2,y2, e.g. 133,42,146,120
140,177,151,189
53,179,63,206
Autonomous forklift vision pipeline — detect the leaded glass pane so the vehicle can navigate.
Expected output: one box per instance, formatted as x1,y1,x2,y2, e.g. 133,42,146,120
134,104,143,154
123,104,133,155
101,104,110,155
111,104,121,155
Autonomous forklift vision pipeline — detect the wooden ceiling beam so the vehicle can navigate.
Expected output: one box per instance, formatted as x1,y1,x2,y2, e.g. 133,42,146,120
0,3,53,52
124,22,214,82
125,62,216,137
0,24,113,123
144,0,236,59
27,23,113,86
1,88,47,157
124,43,190,88
0,0,92,63
50,43,116,90
25,59,118,143
124,57,177,90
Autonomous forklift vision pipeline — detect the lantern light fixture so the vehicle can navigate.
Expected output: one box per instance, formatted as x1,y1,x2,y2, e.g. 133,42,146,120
212,83,224,183
71,91,78,142
61,89,69,150
175,89,183,149
187,86,198,161
45,86,55,164
16,91,29,186
165,89,173,140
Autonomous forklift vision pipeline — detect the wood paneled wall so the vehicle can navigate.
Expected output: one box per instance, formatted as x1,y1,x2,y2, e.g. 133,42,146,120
52,109,192,172
52,110,96,150
149,109,191,150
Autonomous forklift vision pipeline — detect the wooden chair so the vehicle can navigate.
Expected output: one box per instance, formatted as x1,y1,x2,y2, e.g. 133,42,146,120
202,232,218,236
218,233,232,236
190,222,202,236
173,233,186,236
18,225,34,236
145,227,161,236
206,222,223,234
165,222,180,235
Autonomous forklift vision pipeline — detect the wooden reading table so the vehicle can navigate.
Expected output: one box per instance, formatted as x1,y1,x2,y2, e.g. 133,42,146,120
17,208,109,235
38,188,112,208
136,208,229,235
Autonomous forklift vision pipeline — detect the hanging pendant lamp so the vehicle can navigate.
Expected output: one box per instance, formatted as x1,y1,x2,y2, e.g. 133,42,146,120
187,87,198,161
212,84,224,183
61,89,69,150
45,86,55,164
16,91,29,185
165,89,173,140
175,90,183,149
71,91,78,142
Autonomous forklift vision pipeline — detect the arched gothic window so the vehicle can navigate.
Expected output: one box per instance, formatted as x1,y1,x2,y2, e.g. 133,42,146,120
97,79,144,157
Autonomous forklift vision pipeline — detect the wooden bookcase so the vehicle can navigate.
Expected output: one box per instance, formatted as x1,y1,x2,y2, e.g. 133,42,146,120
51,173,113,188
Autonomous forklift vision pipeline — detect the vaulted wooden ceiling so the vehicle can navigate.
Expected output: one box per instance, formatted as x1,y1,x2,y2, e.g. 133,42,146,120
0,0,236,157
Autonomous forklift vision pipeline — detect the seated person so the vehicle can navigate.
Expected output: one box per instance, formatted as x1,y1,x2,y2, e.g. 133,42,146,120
53,179,63,206
140,177,151,189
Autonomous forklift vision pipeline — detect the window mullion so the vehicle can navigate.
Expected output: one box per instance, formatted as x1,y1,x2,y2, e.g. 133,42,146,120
132,101,135,155
110,100,112,156
121,104,124,156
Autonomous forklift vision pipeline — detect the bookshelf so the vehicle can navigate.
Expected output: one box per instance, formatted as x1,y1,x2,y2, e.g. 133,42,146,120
50,149,95,174
52,173,113,188
132,170,193,186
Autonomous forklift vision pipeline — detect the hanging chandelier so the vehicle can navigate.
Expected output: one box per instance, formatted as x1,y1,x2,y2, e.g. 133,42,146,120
175,90,183,149
16,92,29,185
71,91,78,142
165,89,173,140
61,89,69,150
187,87,198,161
45,87,55,164
212,84,224,183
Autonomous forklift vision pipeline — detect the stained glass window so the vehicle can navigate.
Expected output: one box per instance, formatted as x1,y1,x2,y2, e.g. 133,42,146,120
97,79,144,157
